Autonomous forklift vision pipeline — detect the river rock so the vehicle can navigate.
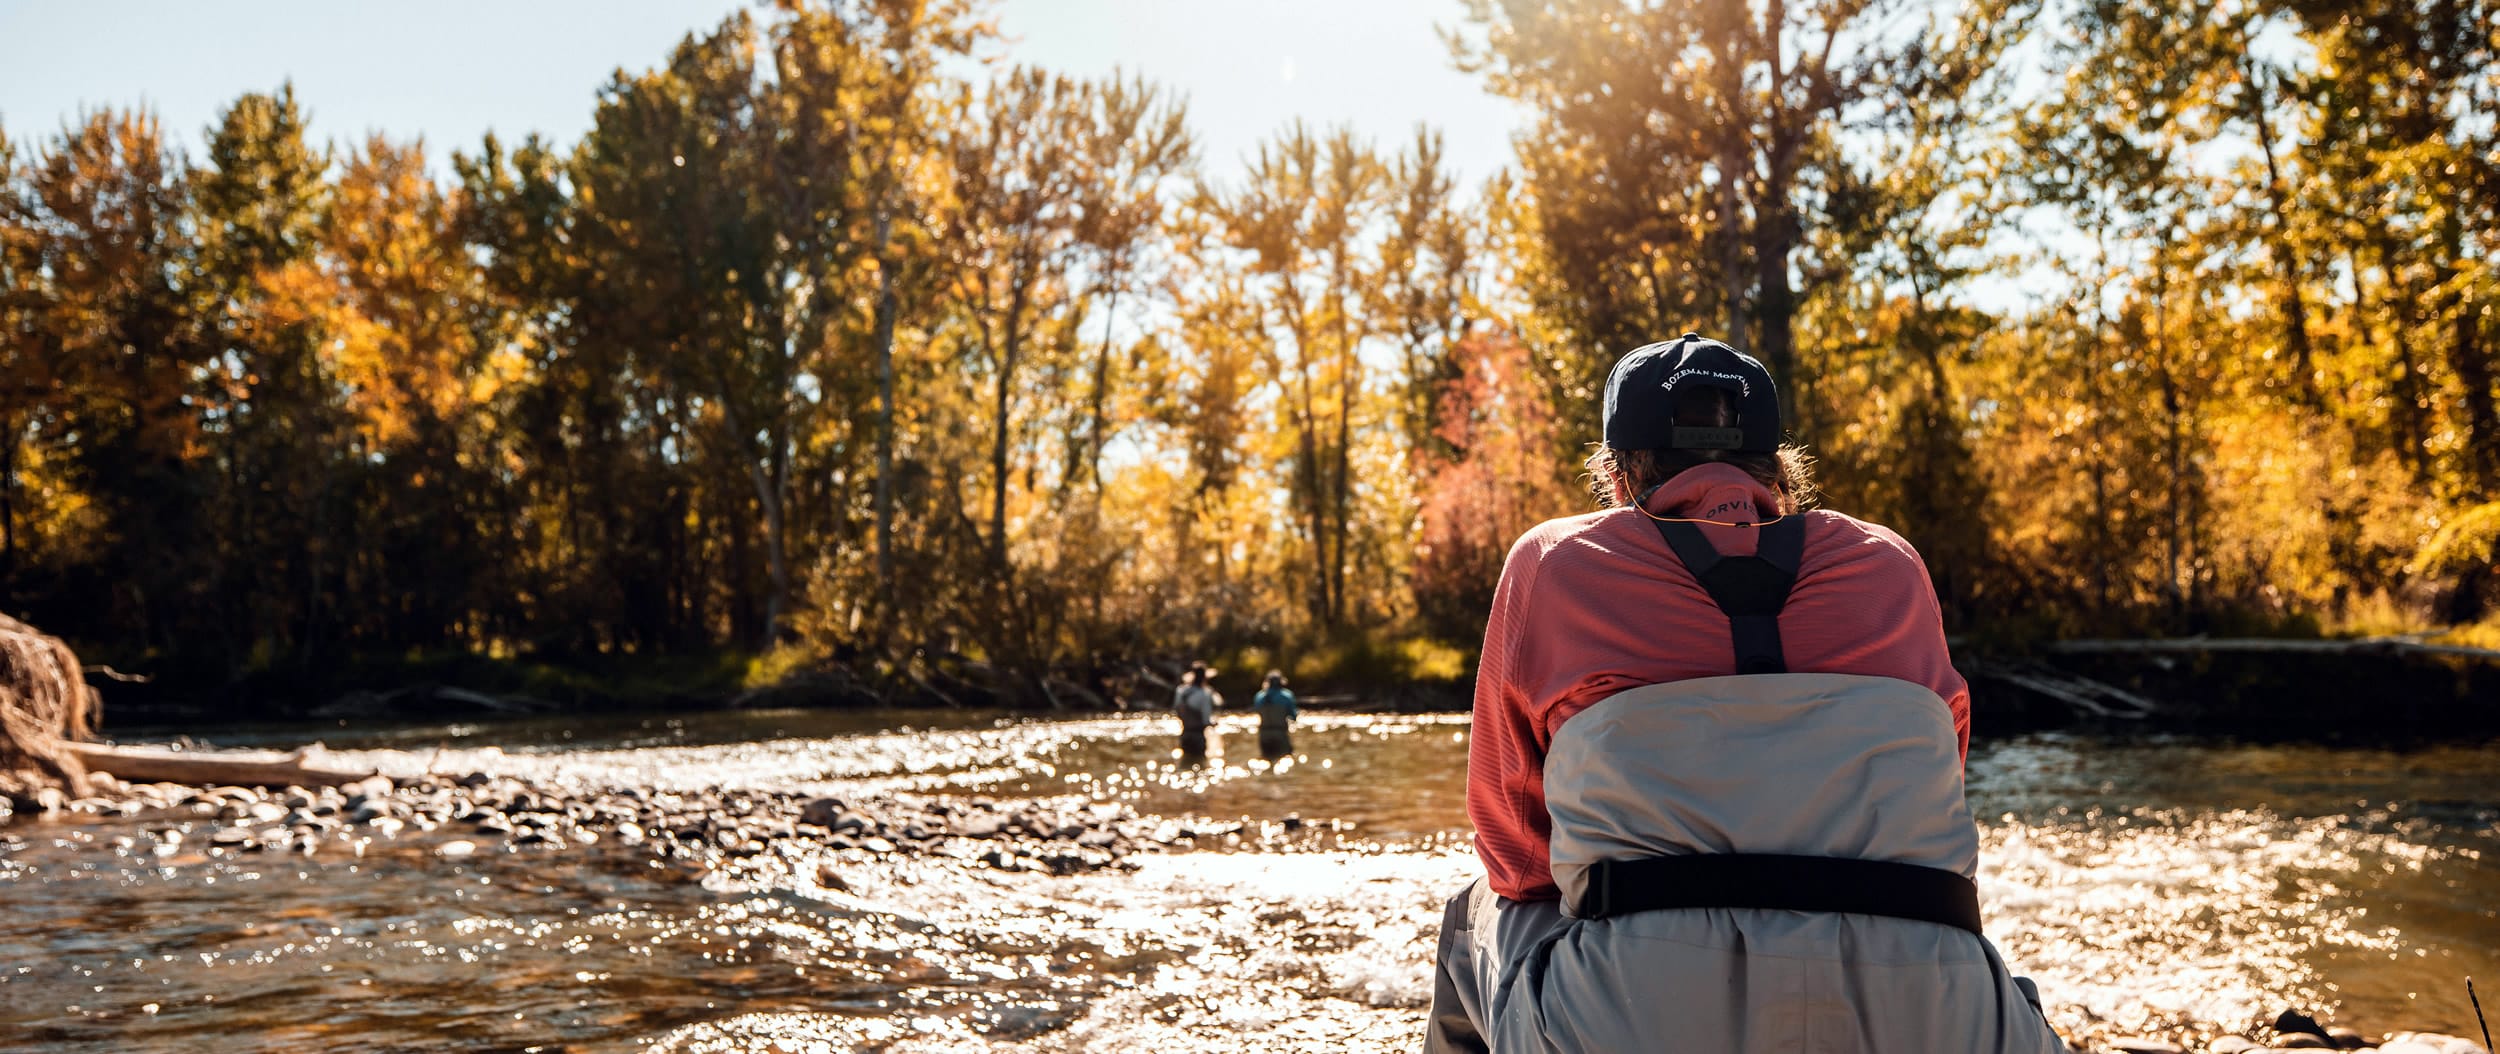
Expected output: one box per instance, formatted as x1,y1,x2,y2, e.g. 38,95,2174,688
2326,1027,2370,1049
2206,1037,2263,1053
437,839,478,858
2106,1039,2185,1054
2379,1034,2488,1054
2274,1036,2331,1049
245,801,288,824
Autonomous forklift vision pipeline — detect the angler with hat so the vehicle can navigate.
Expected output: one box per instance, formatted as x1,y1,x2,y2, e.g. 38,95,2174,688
1422,335,2067,1053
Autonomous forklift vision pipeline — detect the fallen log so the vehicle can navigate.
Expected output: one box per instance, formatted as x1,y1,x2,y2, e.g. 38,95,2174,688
1043,675,1110,710
1964,660,2158,720
902,664,965,708
65,742,382,789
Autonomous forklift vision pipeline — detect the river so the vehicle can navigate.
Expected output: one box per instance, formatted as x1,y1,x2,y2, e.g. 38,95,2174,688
2,709,2495,1052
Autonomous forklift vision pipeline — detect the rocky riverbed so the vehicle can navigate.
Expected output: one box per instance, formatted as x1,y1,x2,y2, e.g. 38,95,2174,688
3,765,1358,881
3,715,2495,1053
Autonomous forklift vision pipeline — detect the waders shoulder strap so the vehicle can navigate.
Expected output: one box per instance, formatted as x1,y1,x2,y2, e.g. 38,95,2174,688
1649,514,1805,675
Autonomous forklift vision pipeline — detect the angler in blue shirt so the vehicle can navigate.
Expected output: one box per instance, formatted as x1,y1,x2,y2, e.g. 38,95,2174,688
1251,670,1298,760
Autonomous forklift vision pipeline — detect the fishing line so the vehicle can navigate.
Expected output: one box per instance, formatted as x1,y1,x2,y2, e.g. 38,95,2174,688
2470,976,2492,1054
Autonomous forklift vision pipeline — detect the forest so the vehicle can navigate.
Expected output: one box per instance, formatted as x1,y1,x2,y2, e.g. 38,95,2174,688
2,0,2496,713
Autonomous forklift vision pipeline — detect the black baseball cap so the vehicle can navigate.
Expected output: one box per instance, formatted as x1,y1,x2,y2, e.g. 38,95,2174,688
1601,333,1782,452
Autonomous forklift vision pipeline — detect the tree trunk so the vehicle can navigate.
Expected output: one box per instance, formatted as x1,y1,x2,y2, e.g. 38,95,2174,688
1078,271,1121,493
2448,282,2498,496
758,443,792,643
1715,139,1752,354
1711,21,1752,353
1752,194,1800,427
2368,239,2435,477
714,371,792,646
0,420,16,577
2154,270,2185,619
870,211,900,617
1755,3,1802,426
2239,55,2317,402
1327,252,1356,628
991,268,1032,571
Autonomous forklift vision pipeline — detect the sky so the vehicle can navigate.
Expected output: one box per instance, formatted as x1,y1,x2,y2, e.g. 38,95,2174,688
0,0,1529,187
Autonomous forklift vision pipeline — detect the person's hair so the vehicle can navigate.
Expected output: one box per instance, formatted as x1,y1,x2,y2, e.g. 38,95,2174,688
1585,386,1818,513
1264,670,1285,687
1184,669,1203,686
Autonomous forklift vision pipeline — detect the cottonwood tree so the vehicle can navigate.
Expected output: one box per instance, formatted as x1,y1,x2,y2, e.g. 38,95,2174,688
1197,123,1385,629
1457,0,2038,428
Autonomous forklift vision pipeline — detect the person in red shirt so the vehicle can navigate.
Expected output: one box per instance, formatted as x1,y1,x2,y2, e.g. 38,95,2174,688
1424,334,2056,1054
1464,359,1969,903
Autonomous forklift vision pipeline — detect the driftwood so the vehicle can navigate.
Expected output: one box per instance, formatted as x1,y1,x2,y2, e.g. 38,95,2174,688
0,614,99,798
903,664,965,708
1964,659,2159,720
2051,635,2500,664
1043,675,1110,710
65,742,381,789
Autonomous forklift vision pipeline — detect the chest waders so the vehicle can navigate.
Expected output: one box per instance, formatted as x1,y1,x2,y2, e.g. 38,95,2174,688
1564,515,1985,936
1423,512,2065,1054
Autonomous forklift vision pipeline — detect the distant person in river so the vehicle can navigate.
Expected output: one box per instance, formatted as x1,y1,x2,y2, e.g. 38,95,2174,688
1172,664,1218,763
1250,670,1297,760
1424,334,2069,1053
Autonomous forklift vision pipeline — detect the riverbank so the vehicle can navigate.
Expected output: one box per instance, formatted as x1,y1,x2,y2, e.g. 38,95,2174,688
77,632,2500,745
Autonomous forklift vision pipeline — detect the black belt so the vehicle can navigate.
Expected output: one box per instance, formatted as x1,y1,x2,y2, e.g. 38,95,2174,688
1572,853,1985,935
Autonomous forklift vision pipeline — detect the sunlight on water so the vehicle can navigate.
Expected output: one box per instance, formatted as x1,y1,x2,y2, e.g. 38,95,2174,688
4,716,2495,1052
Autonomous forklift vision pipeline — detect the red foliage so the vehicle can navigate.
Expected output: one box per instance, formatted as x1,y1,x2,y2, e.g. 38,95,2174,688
1412,331,1576,640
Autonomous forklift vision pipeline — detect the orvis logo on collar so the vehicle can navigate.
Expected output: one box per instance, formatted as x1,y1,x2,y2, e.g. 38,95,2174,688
1662,367,1751,397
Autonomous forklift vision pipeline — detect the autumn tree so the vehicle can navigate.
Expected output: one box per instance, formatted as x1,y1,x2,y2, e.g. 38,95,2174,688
1197,124,1385,629
1457,0,2040,430
21,110,211,653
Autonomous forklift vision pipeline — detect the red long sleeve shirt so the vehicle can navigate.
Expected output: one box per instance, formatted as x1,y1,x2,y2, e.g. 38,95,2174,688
1467,463,1971,902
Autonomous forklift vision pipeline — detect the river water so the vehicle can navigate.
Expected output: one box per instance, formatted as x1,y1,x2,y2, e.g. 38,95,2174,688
2,710,2495,1052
